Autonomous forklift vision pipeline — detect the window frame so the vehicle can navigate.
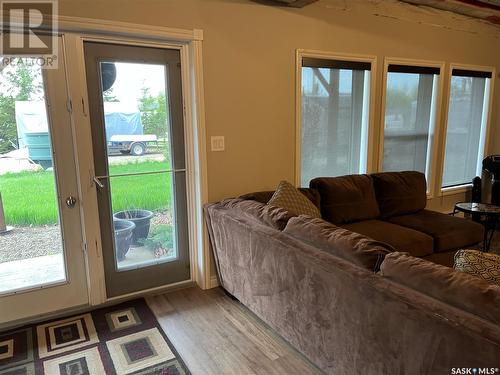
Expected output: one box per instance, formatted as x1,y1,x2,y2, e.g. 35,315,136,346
437,63,496,196
378,57,446,199
295,49,377,187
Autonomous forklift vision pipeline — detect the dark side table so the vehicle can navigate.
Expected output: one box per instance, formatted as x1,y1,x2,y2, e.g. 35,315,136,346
453,202,500,252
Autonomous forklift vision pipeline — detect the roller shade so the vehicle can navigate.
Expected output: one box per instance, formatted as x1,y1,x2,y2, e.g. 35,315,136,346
388,64,440,75
452,69,492,79
302,57,371,71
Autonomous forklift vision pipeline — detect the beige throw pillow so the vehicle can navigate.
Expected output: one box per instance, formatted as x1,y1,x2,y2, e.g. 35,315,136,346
268,181,321,218
454,249,500,287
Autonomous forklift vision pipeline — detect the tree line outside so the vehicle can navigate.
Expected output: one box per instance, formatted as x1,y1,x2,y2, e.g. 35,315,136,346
0,60,169,155
0,61,43,154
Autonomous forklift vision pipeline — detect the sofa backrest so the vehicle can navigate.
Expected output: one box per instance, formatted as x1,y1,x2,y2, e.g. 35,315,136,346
309,175,380,224
239,188,320,209
284,215,393,272
380,252,500,326
216,198,292,231
371,171,427,218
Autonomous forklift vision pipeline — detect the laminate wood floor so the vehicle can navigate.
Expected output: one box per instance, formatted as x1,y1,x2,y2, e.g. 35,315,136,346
146,287,323,375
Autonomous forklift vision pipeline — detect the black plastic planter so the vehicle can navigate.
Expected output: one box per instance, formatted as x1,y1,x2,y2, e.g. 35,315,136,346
113,219,135,261
113,209,154,245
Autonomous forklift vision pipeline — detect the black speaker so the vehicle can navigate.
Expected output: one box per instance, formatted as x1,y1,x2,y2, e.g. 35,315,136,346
492,180,500,206
481,155,500,206
472,176,481,203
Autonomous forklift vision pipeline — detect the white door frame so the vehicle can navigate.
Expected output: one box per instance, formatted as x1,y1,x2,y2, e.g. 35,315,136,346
57,18,209,305
2,14,210,307
0,36,89,327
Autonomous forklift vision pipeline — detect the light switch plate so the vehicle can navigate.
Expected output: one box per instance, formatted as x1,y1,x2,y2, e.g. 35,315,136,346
211,136,225,152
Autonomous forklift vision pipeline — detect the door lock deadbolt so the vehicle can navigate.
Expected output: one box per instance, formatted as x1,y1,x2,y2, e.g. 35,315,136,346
66,196,77,208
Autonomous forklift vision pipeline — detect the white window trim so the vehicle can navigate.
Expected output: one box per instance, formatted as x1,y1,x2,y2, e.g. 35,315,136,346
437,63,496,196
6,15,209,305
441,184,472,196
378,57,446,199
295,49,377,187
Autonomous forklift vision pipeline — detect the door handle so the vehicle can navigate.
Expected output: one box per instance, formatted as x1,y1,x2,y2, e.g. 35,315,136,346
93,176,105,188
66,196,77,208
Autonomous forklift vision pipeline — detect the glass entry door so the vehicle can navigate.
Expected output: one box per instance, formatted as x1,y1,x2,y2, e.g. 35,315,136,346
0,36,88,324
84,42,190,298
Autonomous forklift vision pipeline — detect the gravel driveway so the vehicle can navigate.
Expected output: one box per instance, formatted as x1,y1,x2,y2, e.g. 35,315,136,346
0,225,62,263
0,210,172,264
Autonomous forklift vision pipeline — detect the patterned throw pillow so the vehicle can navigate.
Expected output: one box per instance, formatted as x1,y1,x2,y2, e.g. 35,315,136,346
268,181,321,218
454,249,500,287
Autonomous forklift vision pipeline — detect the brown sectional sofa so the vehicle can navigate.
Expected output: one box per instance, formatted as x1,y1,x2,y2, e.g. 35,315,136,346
310,171,484,266
204,198,500,374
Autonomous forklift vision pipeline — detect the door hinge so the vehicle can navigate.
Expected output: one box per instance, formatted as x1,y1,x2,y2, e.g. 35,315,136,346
81,97,88,117
67,99,73,113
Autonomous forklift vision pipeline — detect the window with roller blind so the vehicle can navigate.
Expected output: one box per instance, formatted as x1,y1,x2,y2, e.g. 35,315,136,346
381,64,441,180
299,57,372,187
441,69,492,188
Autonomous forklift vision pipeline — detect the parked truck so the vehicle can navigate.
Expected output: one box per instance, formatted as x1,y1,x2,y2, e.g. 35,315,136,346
107,134,159,156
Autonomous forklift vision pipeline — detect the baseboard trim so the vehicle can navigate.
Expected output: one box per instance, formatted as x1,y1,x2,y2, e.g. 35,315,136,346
106,279,195,303
210,275,219,288
0,281,195,331
0,303,92,332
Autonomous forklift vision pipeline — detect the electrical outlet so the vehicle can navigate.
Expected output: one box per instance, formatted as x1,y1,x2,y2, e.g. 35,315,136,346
211,136,225,152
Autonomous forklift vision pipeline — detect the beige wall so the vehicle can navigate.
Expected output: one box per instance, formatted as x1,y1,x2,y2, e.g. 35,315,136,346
58,0,500,277
59,0,500,200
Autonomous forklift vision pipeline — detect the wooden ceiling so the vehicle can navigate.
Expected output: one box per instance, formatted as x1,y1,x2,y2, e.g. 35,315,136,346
251,0,500,25
400,0,500,25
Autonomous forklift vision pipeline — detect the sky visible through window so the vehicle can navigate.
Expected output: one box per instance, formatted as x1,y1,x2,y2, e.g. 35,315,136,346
103,62,166,108
302,68,417,96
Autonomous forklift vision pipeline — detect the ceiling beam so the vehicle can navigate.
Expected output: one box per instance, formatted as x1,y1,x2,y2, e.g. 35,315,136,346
250,0,318,8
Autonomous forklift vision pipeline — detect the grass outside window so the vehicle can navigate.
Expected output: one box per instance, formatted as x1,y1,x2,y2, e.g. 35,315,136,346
0,160,172,225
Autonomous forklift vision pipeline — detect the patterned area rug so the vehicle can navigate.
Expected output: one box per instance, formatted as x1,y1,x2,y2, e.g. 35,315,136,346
0,299,190,375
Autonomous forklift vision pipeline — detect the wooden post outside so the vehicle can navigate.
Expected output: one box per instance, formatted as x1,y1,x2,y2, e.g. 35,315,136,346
0,192,6,232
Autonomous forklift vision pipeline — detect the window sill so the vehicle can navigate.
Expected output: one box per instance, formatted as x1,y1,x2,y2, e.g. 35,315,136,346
440,184,472,196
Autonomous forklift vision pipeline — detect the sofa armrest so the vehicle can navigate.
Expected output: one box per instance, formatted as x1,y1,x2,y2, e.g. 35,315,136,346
380,252,500,326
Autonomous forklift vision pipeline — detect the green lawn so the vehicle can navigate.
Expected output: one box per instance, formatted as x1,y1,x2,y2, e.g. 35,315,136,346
0,160,173,225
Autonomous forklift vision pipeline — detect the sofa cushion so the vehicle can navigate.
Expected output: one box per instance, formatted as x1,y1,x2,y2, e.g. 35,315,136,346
239,188,321,208
371,171,427,218
341,220,434,257
283,216,393,272
218,198,291,231
454,249,500,287
267,181,321,218
380,252,500,326
309,175,380,225
387,210,484,253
